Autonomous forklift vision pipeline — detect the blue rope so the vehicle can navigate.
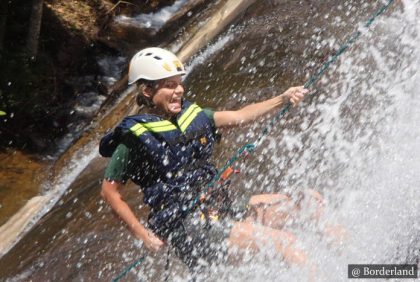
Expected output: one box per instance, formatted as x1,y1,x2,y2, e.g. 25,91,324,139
112,0,395,280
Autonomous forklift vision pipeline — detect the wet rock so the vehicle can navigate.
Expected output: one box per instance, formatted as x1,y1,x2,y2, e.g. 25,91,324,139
106,0,208,50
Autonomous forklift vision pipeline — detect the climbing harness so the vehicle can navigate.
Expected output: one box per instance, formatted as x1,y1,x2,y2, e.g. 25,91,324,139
112,0,395,280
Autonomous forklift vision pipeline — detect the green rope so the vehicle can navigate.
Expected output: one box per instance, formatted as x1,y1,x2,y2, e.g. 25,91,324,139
207,0,396,177
112,256,145,282
112,1,395,280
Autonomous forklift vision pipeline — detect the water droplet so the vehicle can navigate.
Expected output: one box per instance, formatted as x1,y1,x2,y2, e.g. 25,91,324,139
84,212,92,219
163,156,169,166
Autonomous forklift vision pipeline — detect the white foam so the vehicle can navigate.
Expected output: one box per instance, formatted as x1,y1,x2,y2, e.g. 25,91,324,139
115,0,189,31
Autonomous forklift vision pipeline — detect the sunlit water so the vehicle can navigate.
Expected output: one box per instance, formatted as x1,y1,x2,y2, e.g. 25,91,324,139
176,1,420,281
115,0,190,31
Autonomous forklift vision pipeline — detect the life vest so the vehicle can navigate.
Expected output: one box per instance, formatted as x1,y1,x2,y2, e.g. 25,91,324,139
99,100,218,231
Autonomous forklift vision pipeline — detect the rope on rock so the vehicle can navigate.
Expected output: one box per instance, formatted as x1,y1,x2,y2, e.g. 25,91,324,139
208,0,396,184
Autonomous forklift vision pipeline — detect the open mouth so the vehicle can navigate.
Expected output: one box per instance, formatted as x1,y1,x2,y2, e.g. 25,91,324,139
168,97,182,112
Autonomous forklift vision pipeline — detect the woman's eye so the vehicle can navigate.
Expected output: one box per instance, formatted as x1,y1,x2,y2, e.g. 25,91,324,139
165,82,182,89
164,82,173,88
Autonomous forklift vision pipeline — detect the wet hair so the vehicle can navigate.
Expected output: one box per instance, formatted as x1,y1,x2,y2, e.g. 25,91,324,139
135,79,157,107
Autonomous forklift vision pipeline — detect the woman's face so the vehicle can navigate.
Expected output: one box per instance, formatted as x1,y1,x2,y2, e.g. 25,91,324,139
148,75,184,116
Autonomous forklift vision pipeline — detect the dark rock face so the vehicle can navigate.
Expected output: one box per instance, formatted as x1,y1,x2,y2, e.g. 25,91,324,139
1,0,111,153
0,0,204,154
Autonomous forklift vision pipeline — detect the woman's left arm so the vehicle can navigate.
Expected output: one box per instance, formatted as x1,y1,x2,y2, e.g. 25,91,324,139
214,86,308,128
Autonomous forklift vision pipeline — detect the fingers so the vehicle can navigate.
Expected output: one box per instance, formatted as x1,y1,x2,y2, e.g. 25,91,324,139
150,235,165,252
288,86,309,107
290,93,304,106
142,232,165,252
147,239,164,252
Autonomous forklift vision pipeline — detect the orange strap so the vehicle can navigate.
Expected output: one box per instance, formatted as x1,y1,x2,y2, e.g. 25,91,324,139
220,166,234,181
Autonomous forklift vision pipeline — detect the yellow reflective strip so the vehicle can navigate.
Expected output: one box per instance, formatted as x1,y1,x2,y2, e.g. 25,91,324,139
180,107,201,132
130,123,147,137
178,104,200,127
146,124,177,132
150,120,173,126
178,104,198,125
130,123,142,133
143,120,173,128
143,121,177,132
135,128,148,136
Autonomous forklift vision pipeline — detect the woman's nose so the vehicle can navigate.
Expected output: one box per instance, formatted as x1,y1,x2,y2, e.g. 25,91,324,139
174,84,184,95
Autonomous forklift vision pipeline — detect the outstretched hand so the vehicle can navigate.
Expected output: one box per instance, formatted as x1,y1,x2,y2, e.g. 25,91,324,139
281,86,308,107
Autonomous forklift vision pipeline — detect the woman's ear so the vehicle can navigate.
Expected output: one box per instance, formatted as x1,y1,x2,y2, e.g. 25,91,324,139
136,83,155,107
142,85,153,98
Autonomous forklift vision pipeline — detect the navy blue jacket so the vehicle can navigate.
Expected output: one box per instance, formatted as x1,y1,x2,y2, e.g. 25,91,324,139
100,100,217,231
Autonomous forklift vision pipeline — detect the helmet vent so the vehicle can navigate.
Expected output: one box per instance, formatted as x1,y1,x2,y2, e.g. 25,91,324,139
145,53,152,56
153,56,162,60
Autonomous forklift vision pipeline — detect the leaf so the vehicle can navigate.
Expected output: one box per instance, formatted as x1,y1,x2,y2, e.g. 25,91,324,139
0,111,6,116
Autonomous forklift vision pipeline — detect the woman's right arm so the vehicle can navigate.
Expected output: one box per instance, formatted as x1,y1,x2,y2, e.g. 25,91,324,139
101,179,164,251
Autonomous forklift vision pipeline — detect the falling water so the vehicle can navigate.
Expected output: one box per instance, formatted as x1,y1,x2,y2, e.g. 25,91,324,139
115,0,190,31
182,1,419,281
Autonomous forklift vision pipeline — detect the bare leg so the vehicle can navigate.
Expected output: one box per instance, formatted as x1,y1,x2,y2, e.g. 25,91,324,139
247,193,294,229
228,221,307,266
247,190,325,229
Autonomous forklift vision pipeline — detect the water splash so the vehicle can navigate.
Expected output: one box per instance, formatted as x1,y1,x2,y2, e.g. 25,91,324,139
211,1,420,281
185,31,235,78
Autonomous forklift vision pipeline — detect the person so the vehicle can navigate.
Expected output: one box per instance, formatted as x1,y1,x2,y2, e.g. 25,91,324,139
99,47,313,273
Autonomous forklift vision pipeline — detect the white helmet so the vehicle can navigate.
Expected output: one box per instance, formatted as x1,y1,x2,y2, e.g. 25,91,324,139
128,47,186,85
